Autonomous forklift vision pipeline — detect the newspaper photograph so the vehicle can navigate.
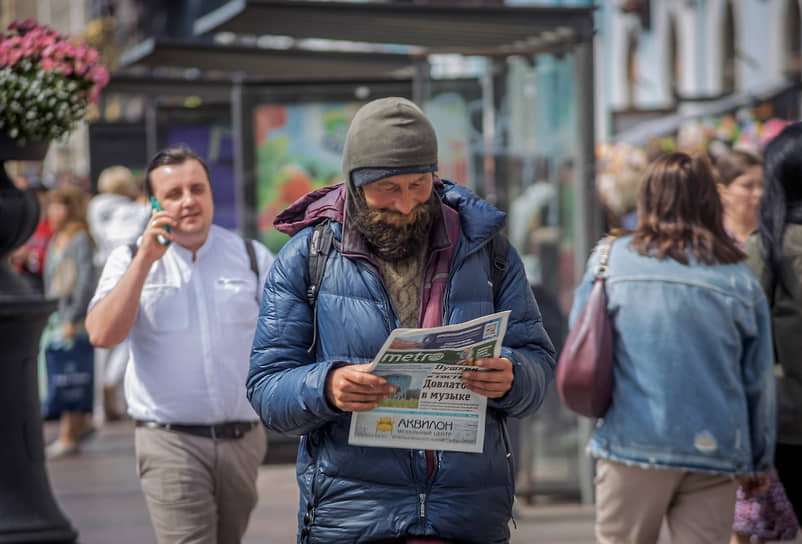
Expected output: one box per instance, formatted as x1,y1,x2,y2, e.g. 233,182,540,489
347,310,510,453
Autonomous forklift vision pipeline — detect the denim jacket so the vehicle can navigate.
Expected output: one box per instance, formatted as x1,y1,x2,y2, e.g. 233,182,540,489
569,235,775,475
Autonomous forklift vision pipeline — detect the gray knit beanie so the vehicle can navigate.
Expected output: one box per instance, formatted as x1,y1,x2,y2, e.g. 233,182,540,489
342,97,438,188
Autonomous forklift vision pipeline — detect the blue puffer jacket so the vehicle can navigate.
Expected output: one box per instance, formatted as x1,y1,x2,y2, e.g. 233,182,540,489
248,182,555,544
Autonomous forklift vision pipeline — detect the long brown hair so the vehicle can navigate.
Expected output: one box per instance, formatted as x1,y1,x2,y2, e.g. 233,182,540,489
50,185,91,240
631,152,744,265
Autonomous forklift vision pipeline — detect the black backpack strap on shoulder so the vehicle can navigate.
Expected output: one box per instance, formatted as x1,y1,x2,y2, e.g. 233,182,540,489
307,220,334,353
489,232,510,301
244,238,260,300
307,221,334,308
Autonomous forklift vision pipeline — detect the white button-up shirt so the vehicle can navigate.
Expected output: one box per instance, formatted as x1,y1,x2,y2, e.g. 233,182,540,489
89,225,274,424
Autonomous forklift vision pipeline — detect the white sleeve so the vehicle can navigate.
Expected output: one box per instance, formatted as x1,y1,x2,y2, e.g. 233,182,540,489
87,244,134,313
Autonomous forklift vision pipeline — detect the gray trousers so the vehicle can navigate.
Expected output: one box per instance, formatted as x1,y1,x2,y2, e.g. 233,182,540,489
135,424,266,544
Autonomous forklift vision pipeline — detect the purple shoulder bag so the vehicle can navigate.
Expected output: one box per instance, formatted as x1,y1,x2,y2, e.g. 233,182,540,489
556,236,614,418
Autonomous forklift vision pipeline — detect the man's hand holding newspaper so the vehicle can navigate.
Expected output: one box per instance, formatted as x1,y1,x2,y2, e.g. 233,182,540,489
325,363,396,412
344,311,511,453
460,357,514,398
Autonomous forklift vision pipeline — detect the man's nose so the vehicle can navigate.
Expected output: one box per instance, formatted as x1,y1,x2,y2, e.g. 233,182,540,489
394,190,416,215
180,191,196,205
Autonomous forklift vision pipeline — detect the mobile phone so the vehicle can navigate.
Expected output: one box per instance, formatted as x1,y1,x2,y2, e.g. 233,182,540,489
150,196,171,246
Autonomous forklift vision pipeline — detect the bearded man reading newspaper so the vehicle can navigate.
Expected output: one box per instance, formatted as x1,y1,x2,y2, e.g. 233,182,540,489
247,97,555,544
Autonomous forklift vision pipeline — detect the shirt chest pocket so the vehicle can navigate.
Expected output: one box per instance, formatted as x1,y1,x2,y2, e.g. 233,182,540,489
139,284,190,332
214,277,259,326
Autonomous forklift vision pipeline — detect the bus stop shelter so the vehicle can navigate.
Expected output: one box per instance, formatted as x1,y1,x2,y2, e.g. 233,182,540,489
109,0,600,504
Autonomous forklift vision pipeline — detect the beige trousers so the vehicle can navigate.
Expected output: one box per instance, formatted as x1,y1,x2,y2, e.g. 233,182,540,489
595,458,738,544
135,424,266,544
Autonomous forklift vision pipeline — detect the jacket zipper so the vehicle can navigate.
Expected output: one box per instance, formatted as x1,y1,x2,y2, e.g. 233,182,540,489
301,447,319,544
441,238,494,320
499,416,517,528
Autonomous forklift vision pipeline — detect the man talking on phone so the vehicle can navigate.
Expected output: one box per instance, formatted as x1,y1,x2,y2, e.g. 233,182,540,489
86,145,273,544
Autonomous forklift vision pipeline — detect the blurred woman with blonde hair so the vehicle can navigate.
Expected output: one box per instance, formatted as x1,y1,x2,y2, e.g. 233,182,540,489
41,185,97,458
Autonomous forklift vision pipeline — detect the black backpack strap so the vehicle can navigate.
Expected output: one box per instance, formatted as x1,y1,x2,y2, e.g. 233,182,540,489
489,232,509,301
307,221,334,353
307,221,334,308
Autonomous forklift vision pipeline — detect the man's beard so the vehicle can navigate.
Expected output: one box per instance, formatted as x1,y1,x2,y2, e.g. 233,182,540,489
350,190,441,261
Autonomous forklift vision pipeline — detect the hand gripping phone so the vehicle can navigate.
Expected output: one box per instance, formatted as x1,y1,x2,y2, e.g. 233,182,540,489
149,196,171,246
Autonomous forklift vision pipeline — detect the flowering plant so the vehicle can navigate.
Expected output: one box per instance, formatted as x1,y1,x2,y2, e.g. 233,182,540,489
0,19,109,146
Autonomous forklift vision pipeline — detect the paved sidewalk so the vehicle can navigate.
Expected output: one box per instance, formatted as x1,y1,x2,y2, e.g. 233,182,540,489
43,420,596,544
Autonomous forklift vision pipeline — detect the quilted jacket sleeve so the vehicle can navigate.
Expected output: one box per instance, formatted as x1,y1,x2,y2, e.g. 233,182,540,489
247,228,343,435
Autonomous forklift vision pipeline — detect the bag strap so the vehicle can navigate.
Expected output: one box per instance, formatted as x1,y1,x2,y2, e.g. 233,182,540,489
307,221,334,308
594,236,614,278
306,220,335,353
489,232,509,301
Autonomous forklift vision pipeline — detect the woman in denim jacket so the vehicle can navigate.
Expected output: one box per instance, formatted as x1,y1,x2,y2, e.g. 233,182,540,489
745,121,802,525
570,153,776,544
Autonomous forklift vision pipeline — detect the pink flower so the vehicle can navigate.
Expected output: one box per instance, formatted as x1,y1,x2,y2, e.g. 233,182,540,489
7,49,22,66
2,17,110,132
17,19,39,32
89,65,109,87
38,34,56,49
57,61,72,75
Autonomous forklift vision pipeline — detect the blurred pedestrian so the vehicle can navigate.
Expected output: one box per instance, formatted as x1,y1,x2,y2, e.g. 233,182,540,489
714,149,764,246
86,146,273,544
41,185,97,458
713,148,799,544
247,96,555,543
569,153,775,544
9,181,52,293
87,165,150,422
88,165,149,271
745,121,802,526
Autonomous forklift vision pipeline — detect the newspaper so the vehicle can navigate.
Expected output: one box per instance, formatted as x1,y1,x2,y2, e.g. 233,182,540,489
347,310,510,453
